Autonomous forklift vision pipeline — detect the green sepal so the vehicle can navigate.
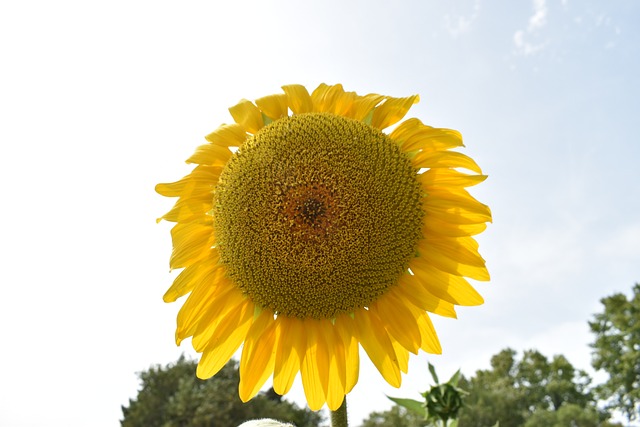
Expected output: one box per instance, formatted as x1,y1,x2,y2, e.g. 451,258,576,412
253,305,263,319
362,109,374,126
261,112,273,126
428,362,440,384
386,396,427,417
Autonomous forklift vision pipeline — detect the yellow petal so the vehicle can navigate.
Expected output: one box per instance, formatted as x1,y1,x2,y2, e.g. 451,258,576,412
417,311,442,354
371,95,419,130
390,120,464,152
413,150,482,173
370,292,421,354
174,268,228,344
204,123,247,147
255,94,289,121
310,83,335,112
186,143,232,166
156,165,221,198
196,299,253,378
327,87,357,116
410,259,487,303
273,316,305,395
324,325,347,411
390,339,410,374
301,318,330,410
423,216,488,238
157,195,212,224
163,252,219,302
394,275,457,318
353,309,401,388
418,168,487,188
192,285,248,351
349,93,385,121
239,310,278,402
334,314,359,393
425,204,493,225
310,83,355,115
423,189,492,225
229,99,264,134
282,84,313,114
169,222,215,269
420,235,487,268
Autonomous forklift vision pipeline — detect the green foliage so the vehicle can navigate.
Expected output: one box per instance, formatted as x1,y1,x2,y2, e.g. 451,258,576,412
589,283,640,421
524,403,621,427
456,348,612,427
121,356,322,427
364,348,619,427
360,405,428,427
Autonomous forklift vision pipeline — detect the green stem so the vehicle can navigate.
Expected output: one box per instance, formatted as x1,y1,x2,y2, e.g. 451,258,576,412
330,397,348,427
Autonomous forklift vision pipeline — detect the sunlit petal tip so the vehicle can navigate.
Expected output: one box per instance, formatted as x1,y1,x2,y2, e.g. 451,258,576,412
229,99,265,134
239,311,278,401
185,143,232,166
371,94,420,129
255,93,289,121
273,317,304,395
354,309,402,388
204,123,248,147
281,84,313,114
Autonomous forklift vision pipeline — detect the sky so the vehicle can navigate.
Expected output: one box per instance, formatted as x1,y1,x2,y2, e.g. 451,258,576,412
0,0,639,426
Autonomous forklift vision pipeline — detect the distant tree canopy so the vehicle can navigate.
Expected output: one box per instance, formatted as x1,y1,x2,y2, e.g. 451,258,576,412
360,405,427,427
121,356,322,427
590,283,640,421
456,348,618,427
361,348,621,427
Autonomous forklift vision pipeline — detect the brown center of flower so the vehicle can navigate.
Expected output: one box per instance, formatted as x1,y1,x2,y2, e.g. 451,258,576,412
214,113,423,319
281,184,338,241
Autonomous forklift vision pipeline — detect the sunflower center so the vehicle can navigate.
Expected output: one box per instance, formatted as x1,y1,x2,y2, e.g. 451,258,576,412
214,113,423,319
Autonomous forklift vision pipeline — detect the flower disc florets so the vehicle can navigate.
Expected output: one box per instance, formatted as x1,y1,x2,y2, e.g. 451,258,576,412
214,113,423,319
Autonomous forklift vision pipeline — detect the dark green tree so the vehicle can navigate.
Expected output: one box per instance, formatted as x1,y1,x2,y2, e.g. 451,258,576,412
590,283,640,421
121,356,323,427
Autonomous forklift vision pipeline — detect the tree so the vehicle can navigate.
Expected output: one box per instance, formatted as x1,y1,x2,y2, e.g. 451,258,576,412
456,349,528,427
524,404,620,427
121,356,323,427
456,349,615,427
590,283,640,421
360,406,427,427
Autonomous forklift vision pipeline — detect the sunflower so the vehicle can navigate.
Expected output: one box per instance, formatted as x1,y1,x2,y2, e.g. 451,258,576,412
156,83,491,411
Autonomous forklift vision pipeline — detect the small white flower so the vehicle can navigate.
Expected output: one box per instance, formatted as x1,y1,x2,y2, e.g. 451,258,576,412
237,419,296,427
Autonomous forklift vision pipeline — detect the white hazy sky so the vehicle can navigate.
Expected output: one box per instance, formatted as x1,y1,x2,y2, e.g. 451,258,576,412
1,1,639,426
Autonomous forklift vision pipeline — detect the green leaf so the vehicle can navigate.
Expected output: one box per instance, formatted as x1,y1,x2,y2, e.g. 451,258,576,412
386,396,427,417
428,362,440,384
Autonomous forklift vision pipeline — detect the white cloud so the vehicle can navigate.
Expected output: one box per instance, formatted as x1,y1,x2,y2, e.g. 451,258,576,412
513,0,549,56
528,0,548,31
444,0,481,38
513,30,546,55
